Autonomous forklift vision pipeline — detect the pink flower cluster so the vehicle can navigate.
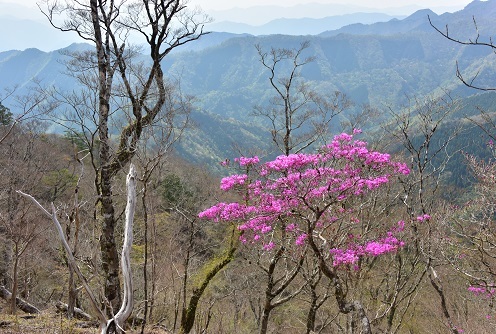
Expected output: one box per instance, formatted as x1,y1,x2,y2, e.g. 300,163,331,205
330,227,405,267
199,132,410,263
198,202,251,222
235,156,260,166
220,174,248,191
468,285,496,298
416,214,431,222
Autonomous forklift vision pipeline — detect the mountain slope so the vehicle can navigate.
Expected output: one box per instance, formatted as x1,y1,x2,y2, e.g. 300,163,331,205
1,0,496,172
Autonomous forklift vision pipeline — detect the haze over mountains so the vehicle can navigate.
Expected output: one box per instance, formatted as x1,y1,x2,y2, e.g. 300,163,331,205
208,13,405,36
0,1,469,51
1,0,496,171
207,2,467,26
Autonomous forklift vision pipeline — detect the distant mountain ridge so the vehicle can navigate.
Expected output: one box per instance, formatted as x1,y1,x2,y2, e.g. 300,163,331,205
1,0,496,170
321,0,496,38
208,13,405,36
207,3,465,26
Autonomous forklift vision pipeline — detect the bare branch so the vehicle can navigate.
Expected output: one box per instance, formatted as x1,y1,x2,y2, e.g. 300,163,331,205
429,14,496,91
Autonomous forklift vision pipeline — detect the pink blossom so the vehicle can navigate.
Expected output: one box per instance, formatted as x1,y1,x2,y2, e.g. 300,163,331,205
286,223,297,231
468,286,486,295
295,233,307,246
330,248,360,266
330,228,405,267
260,225,272,234
220,174,248,191
235,156,260,166
364,241,397,256
394,162,410,175
416,214,431,222
263,242,275,251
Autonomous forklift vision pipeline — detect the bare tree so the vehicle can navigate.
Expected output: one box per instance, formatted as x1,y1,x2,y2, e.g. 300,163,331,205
0,123,61,314
254,41,351,156
0,86,54,145
249,41,352,333
39,0,210,310
380,93,463,333
429,15,496,91
132,98,190,331
19,164,137,334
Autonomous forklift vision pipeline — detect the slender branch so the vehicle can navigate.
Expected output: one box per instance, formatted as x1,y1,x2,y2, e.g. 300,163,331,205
17,163,138,334
17,190,107,327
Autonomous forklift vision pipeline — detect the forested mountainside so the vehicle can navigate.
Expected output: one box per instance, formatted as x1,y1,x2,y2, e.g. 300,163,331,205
1,1,496,170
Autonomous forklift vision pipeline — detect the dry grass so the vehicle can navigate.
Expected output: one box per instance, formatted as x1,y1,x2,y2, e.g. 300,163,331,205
0,299,170,334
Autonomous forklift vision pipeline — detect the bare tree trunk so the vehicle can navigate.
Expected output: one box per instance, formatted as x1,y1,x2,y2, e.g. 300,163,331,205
100,166,121,311
140,184,150,334
0,233,9,287
429,267,458,334
259,303,273,334
0,285,40,314
111,164,137,331
179,226,239,334
9,250,18,315
67,263,77,319
87,0,121,312
150,216,157,322
55,301,92,321
67,188,82,319
306,289,318,334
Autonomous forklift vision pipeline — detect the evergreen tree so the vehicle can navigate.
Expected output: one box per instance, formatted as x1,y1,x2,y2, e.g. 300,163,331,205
0,102,13,126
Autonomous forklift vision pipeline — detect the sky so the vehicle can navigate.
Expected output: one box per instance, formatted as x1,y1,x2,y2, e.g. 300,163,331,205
0,0,475,12
0,0,478,26
197,0,474,11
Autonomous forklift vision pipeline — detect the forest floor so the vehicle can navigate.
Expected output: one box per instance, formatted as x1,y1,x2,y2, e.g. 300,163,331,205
0,299,169,334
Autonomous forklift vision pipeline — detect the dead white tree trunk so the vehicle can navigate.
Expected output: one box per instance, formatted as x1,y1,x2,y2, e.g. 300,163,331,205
109,163,136,332
18,164,137,334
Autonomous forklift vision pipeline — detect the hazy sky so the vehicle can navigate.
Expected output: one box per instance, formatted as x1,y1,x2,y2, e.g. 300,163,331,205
0,0,477,25
198,0,474,11
0,0,475,11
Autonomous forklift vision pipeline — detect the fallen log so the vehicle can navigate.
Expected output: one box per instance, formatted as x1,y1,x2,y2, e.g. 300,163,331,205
0,285,40,314
55,301,92,321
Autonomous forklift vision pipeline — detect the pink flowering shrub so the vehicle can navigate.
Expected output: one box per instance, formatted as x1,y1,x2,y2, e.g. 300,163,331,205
416,214,431,222
468,286,496,298
199,132,410,268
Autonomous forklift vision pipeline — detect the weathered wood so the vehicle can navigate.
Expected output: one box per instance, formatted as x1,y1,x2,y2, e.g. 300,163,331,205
0,285,40,314
109,163,137,333
17,191,107,327
55,301,92,321
17,163,137,334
